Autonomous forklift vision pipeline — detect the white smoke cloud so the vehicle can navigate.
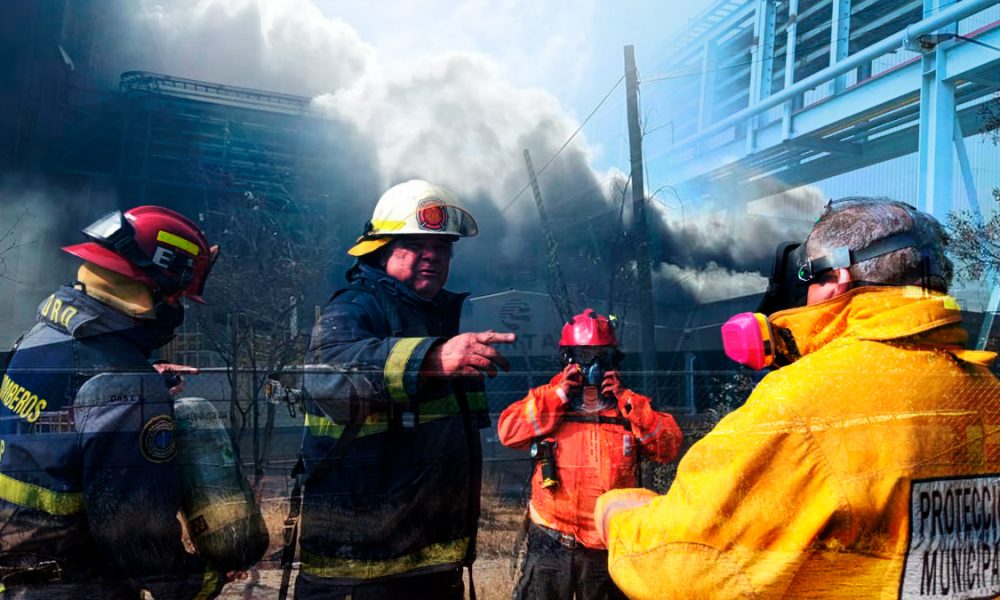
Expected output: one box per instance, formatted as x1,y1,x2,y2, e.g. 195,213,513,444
311,52,584,212
134,0,373,96
124,0,799,305
0,180,116,347
130,0,596,258
656,262,768,304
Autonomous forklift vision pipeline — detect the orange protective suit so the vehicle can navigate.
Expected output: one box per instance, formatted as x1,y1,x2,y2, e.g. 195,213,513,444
598,287,1000,600
499,379,682,549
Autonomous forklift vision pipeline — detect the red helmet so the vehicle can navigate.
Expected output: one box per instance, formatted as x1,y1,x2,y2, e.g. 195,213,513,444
62,206,218,304
559,309,618,347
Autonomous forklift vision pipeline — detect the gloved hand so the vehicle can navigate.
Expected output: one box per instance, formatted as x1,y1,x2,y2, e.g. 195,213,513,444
549,364,583,403
618,388,652,419
152,362,199,395
602,370,623,400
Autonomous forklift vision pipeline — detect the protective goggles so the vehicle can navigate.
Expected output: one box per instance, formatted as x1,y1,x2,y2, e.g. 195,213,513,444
83,210,151,267
796,231,921,284
564,346,621,367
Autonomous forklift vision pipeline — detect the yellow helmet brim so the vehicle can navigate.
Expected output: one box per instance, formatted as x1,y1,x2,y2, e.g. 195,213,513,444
347,236,393,257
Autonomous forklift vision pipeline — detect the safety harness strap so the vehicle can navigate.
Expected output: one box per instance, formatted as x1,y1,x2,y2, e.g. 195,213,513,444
561,414,630,427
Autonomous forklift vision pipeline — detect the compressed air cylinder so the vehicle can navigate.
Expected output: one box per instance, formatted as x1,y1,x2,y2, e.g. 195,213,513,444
173,397,269,572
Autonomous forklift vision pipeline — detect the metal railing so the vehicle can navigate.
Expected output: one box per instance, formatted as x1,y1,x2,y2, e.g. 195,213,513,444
119,71,313,115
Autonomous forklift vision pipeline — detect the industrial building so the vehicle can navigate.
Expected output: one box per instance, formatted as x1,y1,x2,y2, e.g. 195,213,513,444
640,0,1000,343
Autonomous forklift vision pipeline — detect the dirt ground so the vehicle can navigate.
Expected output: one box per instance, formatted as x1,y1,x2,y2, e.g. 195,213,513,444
216,557,514,600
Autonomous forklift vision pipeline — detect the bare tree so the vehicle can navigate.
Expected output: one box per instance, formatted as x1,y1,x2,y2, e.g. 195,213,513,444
0,211,30,282
947,96,1000,279
948,190,1000,280
195,191,336,481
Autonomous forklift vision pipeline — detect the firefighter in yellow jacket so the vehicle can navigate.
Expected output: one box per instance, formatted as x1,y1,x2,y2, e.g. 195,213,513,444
595,197,1000,599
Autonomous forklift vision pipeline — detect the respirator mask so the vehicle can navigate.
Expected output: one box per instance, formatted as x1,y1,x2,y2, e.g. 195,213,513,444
563,346,621,385
561,346,622,410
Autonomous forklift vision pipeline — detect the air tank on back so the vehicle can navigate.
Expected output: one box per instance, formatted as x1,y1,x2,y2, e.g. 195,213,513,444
173,396,269,572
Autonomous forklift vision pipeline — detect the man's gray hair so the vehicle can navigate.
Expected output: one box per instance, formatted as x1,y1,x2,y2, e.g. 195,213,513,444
804,197,953,292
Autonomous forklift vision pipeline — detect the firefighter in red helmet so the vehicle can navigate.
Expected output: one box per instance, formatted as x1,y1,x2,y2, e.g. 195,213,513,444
0,206,236,599
63,206,218,305
498,309,683,600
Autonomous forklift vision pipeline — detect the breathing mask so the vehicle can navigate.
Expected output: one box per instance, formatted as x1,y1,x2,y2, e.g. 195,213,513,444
561,346,621,410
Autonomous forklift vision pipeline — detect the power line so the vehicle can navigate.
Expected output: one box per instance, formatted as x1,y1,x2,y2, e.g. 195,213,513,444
500,74,626,214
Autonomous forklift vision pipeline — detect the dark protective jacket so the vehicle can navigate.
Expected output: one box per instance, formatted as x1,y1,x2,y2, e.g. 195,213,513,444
0,286,222,599
298,263,489,586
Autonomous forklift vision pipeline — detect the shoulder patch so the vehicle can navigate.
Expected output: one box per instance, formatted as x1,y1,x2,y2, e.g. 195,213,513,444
140,415,176,463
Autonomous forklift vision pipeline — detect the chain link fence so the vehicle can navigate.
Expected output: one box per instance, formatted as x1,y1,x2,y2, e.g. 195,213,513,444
175,364,758,502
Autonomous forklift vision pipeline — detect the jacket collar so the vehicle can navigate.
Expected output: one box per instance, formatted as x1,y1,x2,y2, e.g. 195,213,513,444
36,285,169,357
769,286,995,367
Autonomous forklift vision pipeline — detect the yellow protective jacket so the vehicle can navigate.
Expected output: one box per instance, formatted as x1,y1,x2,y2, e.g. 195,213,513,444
601,287,1000,600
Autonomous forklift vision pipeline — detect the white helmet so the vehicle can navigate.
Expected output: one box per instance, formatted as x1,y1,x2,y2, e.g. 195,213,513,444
348,179,479,257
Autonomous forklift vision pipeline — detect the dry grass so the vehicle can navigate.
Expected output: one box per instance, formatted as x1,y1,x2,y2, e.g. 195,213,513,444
471,492,524,600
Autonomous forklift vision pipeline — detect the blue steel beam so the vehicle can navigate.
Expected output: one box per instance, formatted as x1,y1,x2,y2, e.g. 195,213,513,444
830,0,852,95
664,20,1000,199
671,87,988,201
782,0,800,140
670,0,997,153
917,45,957,219
748,0,777,152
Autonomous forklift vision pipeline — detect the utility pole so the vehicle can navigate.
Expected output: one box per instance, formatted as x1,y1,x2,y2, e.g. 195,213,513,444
523,148,574,323
624,44,657,394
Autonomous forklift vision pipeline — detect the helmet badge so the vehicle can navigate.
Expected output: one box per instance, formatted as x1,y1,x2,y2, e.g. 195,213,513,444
416,199,449,232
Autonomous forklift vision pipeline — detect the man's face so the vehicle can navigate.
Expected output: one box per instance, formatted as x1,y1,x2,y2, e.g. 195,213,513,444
806,268,852,305
382,236,453,299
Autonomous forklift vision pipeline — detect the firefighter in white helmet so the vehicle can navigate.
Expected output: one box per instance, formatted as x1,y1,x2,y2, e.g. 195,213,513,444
294,180,516,599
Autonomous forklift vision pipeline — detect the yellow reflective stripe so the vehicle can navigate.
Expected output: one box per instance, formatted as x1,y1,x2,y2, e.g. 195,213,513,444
0,472,82,516
417,392,487,419
465,390,487,411
301,537,469,579
385,338,424,402
193,569,220,600
156,230,200,255
419,394,460,417
371,218,407,232
304,412,388,439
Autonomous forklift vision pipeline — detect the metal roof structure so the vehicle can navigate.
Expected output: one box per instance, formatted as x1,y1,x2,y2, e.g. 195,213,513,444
648,0,1000,347
653,0,1000,216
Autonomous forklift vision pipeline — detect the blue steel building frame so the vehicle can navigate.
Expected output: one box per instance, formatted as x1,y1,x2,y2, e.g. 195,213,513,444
655,0,1000,347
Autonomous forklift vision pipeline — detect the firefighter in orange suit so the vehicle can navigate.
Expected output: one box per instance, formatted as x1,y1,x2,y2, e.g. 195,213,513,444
499,309,682,600
595,198,1000,600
